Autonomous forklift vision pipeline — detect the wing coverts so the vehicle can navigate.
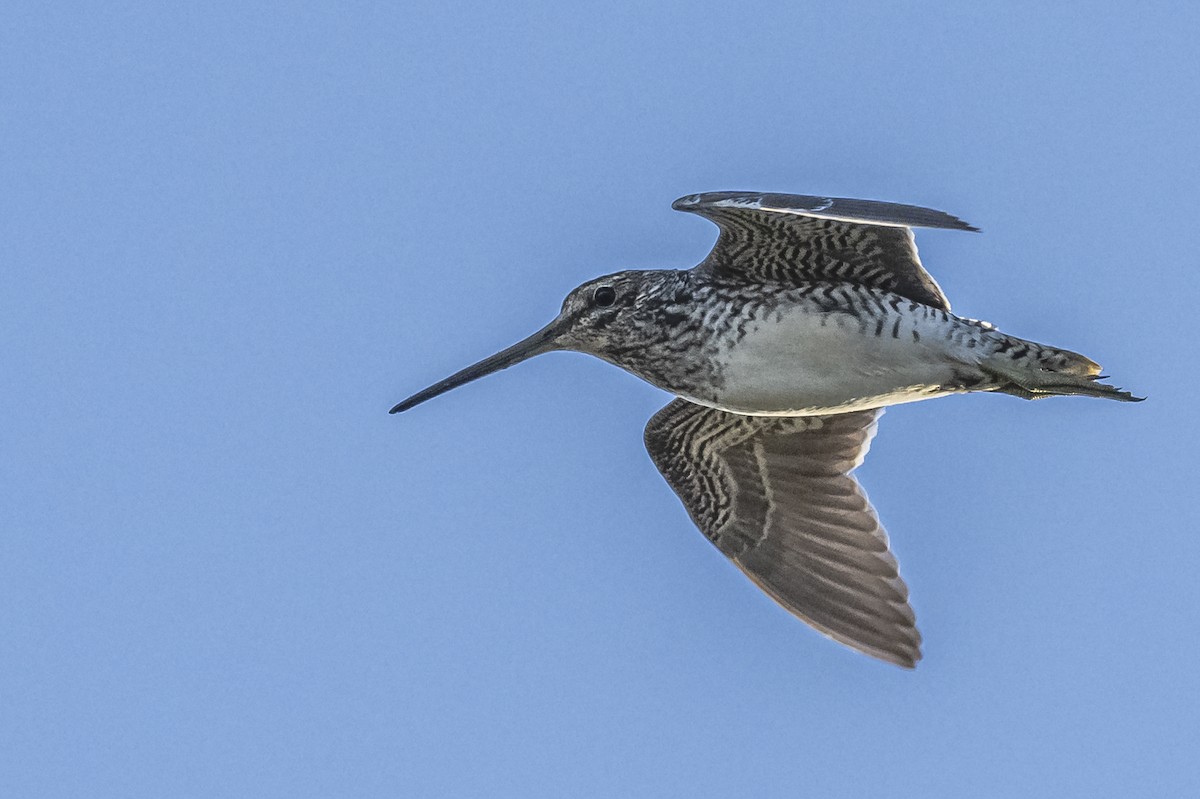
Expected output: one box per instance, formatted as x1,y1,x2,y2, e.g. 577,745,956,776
645,399,920,667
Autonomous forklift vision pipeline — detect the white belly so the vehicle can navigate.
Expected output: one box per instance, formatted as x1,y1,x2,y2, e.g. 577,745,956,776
693,306,981,416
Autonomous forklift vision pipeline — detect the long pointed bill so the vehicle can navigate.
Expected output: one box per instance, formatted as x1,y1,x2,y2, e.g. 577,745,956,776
389,320,565,413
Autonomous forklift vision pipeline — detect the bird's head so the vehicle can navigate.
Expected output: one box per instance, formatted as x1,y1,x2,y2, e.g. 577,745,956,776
390,269,678,414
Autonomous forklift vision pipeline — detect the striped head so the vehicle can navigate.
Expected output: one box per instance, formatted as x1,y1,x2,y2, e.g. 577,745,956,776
390,269,690,413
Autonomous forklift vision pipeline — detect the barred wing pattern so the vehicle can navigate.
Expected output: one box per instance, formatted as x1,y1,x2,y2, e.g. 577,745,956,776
672,191,978,311
644,399,920,667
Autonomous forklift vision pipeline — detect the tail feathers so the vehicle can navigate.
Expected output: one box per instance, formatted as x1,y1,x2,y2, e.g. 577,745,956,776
983,340,1144,403
1035,346,1102,378
991,375,1145,403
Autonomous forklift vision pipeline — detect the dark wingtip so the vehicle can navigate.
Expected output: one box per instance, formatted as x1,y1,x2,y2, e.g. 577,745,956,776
881,648,920,669
936,212,979,233
671,193,702,211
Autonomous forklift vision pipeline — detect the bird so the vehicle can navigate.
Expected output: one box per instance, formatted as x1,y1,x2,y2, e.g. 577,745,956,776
390,191,1141,668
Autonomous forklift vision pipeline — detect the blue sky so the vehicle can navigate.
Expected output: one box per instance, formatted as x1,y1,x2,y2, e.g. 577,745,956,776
3,2,1197,796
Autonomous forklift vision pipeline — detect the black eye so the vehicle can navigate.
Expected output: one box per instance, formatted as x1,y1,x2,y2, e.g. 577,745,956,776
593,286,616,307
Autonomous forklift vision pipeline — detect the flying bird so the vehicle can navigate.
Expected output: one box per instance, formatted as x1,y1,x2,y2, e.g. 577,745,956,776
391,191,1140,668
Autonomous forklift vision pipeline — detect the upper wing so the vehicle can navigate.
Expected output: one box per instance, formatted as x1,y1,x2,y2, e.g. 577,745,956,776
644,398,920,668
672,191,978,311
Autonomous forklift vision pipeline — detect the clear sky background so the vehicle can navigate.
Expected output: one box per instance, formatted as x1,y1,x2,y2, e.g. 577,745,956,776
3,2,1197,796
